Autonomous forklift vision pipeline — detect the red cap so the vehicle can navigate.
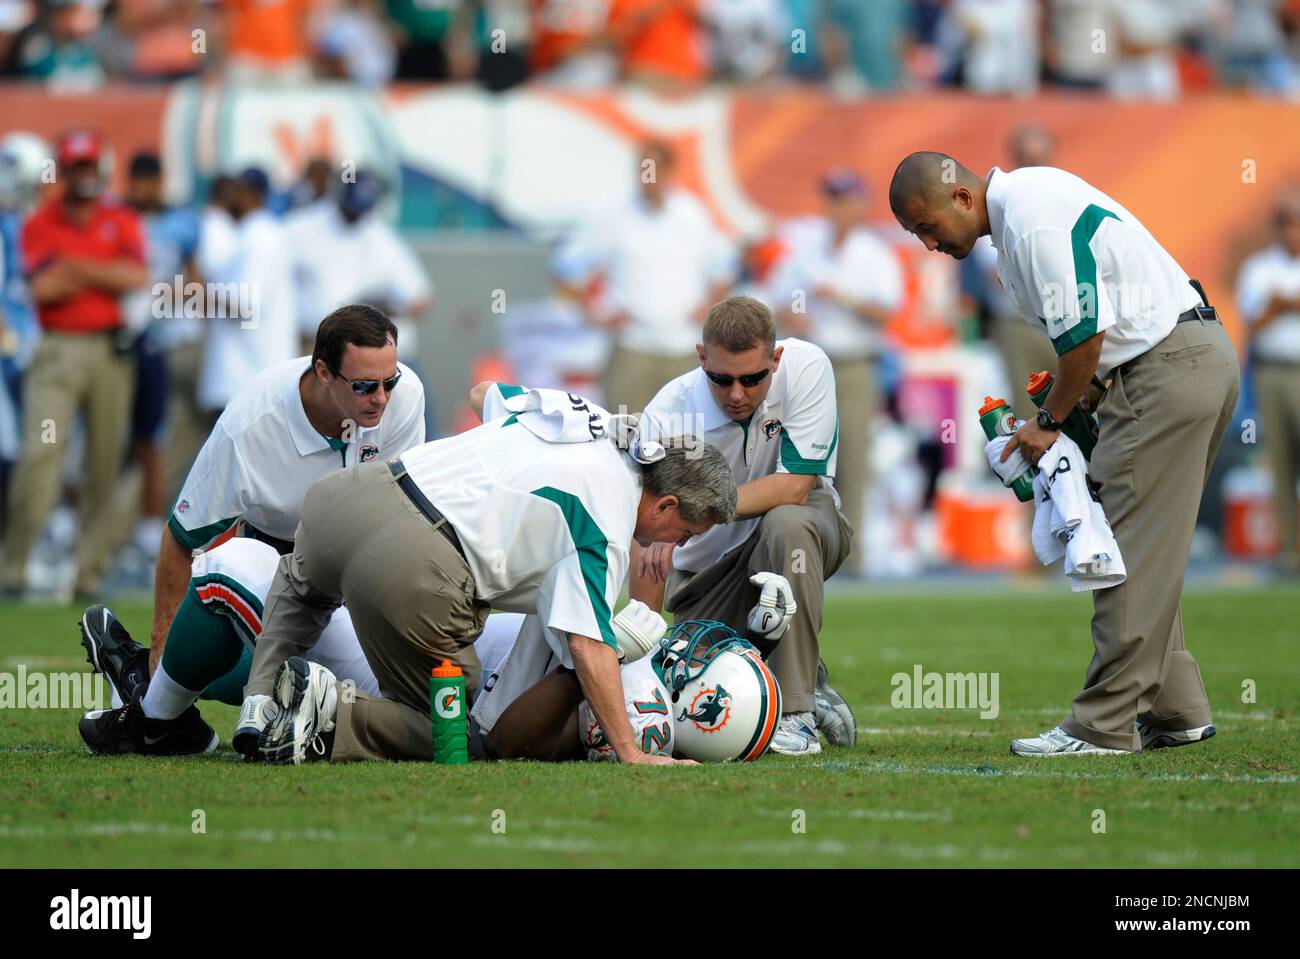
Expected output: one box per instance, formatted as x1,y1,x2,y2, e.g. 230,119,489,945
1026,371,1052,396
57,130,102,169
431,659,462,679
978,395,1008,417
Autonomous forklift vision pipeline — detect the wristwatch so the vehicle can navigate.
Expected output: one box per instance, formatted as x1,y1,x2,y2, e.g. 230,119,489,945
1036,407,1063,432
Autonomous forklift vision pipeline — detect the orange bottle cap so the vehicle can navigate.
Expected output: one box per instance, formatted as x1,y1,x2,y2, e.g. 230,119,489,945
1026,371,1052,395
431,660,462,678
978,396,1008,416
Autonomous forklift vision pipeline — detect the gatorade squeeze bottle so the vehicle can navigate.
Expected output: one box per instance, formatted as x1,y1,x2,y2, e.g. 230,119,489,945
1025,371,1098,461
430,660,468,765
978,396,1034,502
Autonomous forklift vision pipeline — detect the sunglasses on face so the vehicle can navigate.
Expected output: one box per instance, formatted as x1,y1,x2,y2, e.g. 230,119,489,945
331,369,401,396
704,367,770,389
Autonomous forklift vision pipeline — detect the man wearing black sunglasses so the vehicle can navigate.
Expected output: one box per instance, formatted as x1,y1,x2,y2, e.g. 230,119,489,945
632,296,857,756
75,304,427,757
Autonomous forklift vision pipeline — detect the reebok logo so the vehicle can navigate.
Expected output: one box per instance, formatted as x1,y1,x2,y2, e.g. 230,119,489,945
50,889,151,939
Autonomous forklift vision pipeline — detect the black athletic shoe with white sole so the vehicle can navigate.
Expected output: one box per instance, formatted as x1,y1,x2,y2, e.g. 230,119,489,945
1137,721,1216,750
79,604,150,708
79,684,219,756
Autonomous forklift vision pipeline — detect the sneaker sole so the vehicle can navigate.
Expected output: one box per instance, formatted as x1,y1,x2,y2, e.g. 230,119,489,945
1141,724,1216,750
1010,745,1131,757
815,661,856,748
258,659,312,764
79,607,145,709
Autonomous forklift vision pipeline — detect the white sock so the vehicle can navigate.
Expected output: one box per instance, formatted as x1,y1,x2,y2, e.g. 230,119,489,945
141,665,200,721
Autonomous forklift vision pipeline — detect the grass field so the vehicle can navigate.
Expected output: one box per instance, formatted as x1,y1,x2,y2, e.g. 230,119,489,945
2,585,1297,868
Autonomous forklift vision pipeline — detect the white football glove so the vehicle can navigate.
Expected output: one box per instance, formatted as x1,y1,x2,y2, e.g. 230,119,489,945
747,572,797,641
611,600,668,663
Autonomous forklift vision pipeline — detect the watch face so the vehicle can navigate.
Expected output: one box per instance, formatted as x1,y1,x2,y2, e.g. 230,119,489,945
1036,409,1057,430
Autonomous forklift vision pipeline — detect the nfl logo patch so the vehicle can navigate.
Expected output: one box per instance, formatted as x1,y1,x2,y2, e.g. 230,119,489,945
360,445,379,462
177,499,191,513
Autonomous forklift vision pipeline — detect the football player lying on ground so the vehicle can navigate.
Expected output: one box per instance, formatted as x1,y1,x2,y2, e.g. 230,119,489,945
244,385,737,766
474,576,795,763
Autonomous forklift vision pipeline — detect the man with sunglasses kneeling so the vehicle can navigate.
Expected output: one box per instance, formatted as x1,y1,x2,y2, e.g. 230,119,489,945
76,304,425,756
633,296,856,756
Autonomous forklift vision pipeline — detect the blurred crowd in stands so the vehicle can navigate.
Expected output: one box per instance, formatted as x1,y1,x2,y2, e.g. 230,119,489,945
1,0,1300,98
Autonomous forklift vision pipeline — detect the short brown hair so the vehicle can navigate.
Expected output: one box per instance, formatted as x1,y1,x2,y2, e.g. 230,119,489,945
311,304,398,373
702,296,775,353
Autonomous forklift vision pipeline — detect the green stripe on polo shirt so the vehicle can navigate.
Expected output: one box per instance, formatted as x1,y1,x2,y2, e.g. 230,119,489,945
779,420,838,475
497,383,526,400
1057,204,1120,355
529,486,617,650
167,513,236,551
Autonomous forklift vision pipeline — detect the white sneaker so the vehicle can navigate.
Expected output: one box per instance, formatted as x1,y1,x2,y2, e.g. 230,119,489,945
1010,725,1131,756
233,693,279,760
1137,721,1216,750
769,712,822,756
257,658,338,765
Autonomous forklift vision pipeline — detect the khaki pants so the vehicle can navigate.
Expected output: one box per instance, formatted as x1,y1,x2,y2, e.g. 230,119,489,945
1254,361,1300,566
828,357,875,574
993,313,1058,422
604,345,697,416
1060,320,1240,750
664,487,852,713
2,332,134,594
246,462,489,762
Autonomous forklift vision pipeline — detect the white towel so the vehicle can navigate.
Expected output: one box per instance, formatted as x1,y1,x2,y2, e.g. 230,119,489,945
1030,434,1126,591
486,385,665,463
984,434,1033,489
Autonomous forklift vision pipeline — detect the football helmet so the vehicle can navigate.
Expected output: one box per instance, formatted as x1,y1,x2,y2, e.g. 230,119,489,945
651,620,781,762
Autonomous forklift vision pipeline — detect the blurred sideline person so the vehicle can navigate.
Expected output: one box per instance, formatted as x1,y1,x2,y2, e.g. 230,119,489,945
242,383,735,765
769,170,904,576
76,305,426,755
0,132,50,537
891,151,1238,755
2,130,148,599
111,151,201,567
284,170,430,362
633,296,856,755
972,123,1060,421
1236,187,1300,575
195,166,298,416
557,140,736,415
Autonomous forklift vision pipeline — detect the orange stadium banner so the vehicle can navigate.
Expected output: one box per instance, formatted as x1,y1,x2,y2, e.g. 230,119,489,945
3,84,1299,346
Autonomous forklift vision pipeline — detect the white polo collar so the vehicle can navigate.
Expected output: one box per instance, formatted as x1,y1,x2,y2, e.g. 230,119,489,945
985,166,1009,251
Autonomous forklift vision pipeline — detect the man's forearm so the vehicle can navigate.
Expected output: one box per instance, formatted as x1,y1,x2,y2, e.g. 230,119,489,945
69,257,148,295
1044,331,1105,424
735,473,817,520
28,260,87,303
149,525,193,672
568,634,640,761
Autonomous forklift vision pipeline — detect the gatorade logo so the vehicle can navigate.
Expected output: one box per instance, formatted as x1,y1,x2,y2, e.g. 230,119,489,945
434,686,461,719
998,411,1016,435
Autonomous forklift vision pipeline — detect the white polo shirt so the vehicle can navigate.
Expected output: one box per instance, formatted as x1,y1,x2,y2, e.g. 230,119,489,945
769,217,905,360
397,414,641,664
1237,243,1300,364
284,204,431,357
986,166,1202,378
169,356,426,550
555,189,737,356
640,337,839,573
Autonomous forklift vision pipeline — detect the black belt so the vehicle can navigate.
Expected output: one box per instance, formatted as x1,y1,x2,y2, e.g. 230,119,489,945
241,522,295,556
387,459,466,560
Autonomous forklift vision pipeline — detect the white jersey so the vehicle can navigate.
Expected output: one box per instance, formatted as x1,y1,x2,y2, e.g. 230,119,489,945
188,537,380,696
169,355,426,550
1237,243,1300,363
641,338,839,573
985,165,1203,378
473,612,674,761
197,208,300,412
398,395,640,663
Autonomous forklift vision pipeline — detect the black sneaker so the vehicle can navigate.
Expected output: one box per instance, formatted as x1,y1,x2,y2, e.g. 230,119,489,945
79,684,219,756
79,604,150,707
